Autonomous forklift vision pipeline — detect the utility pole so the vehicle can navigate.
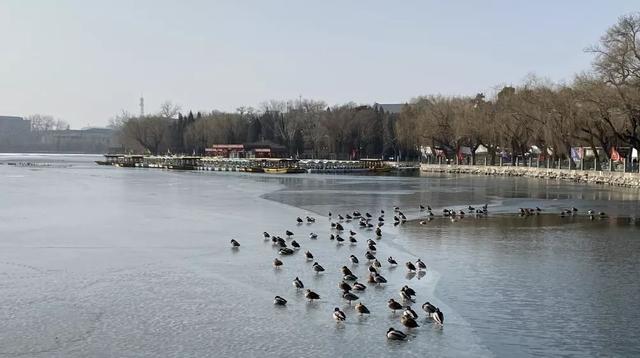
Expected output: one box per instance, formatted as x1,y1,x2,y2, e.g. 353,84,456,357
139,95,145,118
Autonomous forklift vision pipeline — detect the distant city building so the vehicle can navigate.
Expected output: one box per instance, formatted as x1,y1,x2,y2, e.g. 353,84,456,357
0,116,33,151
37,128,117,153
0,115,116,153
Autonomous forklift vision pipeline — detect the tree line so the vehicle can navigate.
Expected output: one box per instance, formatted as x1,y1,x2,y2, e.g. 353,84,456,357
111,99,401,160
111,13,640,164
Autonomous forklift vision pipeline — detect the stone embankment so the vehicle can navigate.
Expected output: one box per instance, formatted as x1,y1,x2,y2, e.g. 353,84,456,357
420,164,640,189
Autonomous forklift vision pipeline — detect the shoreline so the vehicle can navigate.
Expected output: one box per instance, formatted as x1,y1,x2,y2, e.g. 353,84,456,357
420,164,640,189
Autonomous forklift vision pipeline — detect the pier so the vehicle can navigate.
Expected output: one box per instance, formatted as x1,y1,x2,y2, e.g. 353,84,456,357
94,154,410,174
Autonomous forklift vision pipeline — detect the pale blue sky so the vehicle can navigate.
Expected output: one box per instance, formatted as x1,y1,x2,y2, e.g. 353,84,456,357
1,1,638,128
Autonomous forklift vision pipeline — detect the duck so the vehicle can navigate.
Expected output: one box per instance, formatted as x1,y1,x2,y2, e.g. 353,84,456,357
352,282,366,291
368,265,378,275
349,230,357,236
342,291,359,304
345,214,353,220
375,227,382,237
312,262,325,274
374,273,387,285
263,232,270,240
405,261,417,272
336,235,345,244
355,302,370,315
365,251,376,261
373,259,381,268
285,230,294,237
274,296,287,305
305,289,320,301
309,233,318,239
387,256,398,265
273,258,283,268
422,302,436,316
296,217,303,224
386,327,407,340
401,285,416,297
279,248,294,255
416,259,426,270
403,306,418,319
335,223,344,231
305,250,314,260
349,255,359,264
432,308,444,325
338,214,344,221
387,299,403,313
329,234,335,240
306,216,316,223
367,239,376,246
349,236,358,244
293,277,304,289
367,273,376,283
400,290,415,302
291,240,300,249
230,239,240,248
419,205,425,211
333,307,346,321
339,281,352,292
343,273,358,281
400,315,420,328
341,266,353,276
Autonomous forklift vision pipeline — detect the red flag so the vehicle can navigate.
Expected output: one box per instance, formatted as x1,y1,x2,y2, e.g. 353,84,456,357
610,147,621,162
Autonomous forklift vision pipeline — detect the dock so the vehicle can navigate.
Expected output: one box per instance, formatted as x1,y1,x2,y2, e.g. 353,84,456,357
95,155,408,174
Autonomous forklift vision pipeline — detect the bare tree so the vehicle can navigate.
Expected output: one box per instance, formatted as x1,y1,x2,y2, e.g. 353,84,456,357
158,101,182,119
27,114,71,131
587,12,640,151
28,114,56,131
120,116,170,154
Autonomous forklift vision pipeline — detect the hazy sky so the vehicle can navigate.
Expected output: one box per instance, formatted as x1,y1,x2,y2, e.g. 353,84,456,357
1,1,638,128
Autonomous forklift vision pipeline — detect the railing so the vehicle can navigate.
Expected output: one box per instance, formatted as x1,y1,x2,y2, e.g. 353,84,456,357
421,156,640,174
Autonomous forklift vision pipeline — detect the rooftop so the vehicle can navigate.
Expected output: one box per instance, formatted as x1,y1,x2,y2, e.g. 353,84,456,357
374,103,404,114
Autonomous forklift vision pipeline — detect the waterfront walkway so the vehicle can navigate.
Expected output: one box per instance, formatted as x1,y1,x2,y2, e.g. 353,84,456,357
420,163,640,188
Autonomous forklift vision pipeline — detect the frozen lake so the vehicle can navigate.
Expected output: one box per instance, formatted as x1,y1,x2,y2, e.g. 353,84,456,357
1,154,639,357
